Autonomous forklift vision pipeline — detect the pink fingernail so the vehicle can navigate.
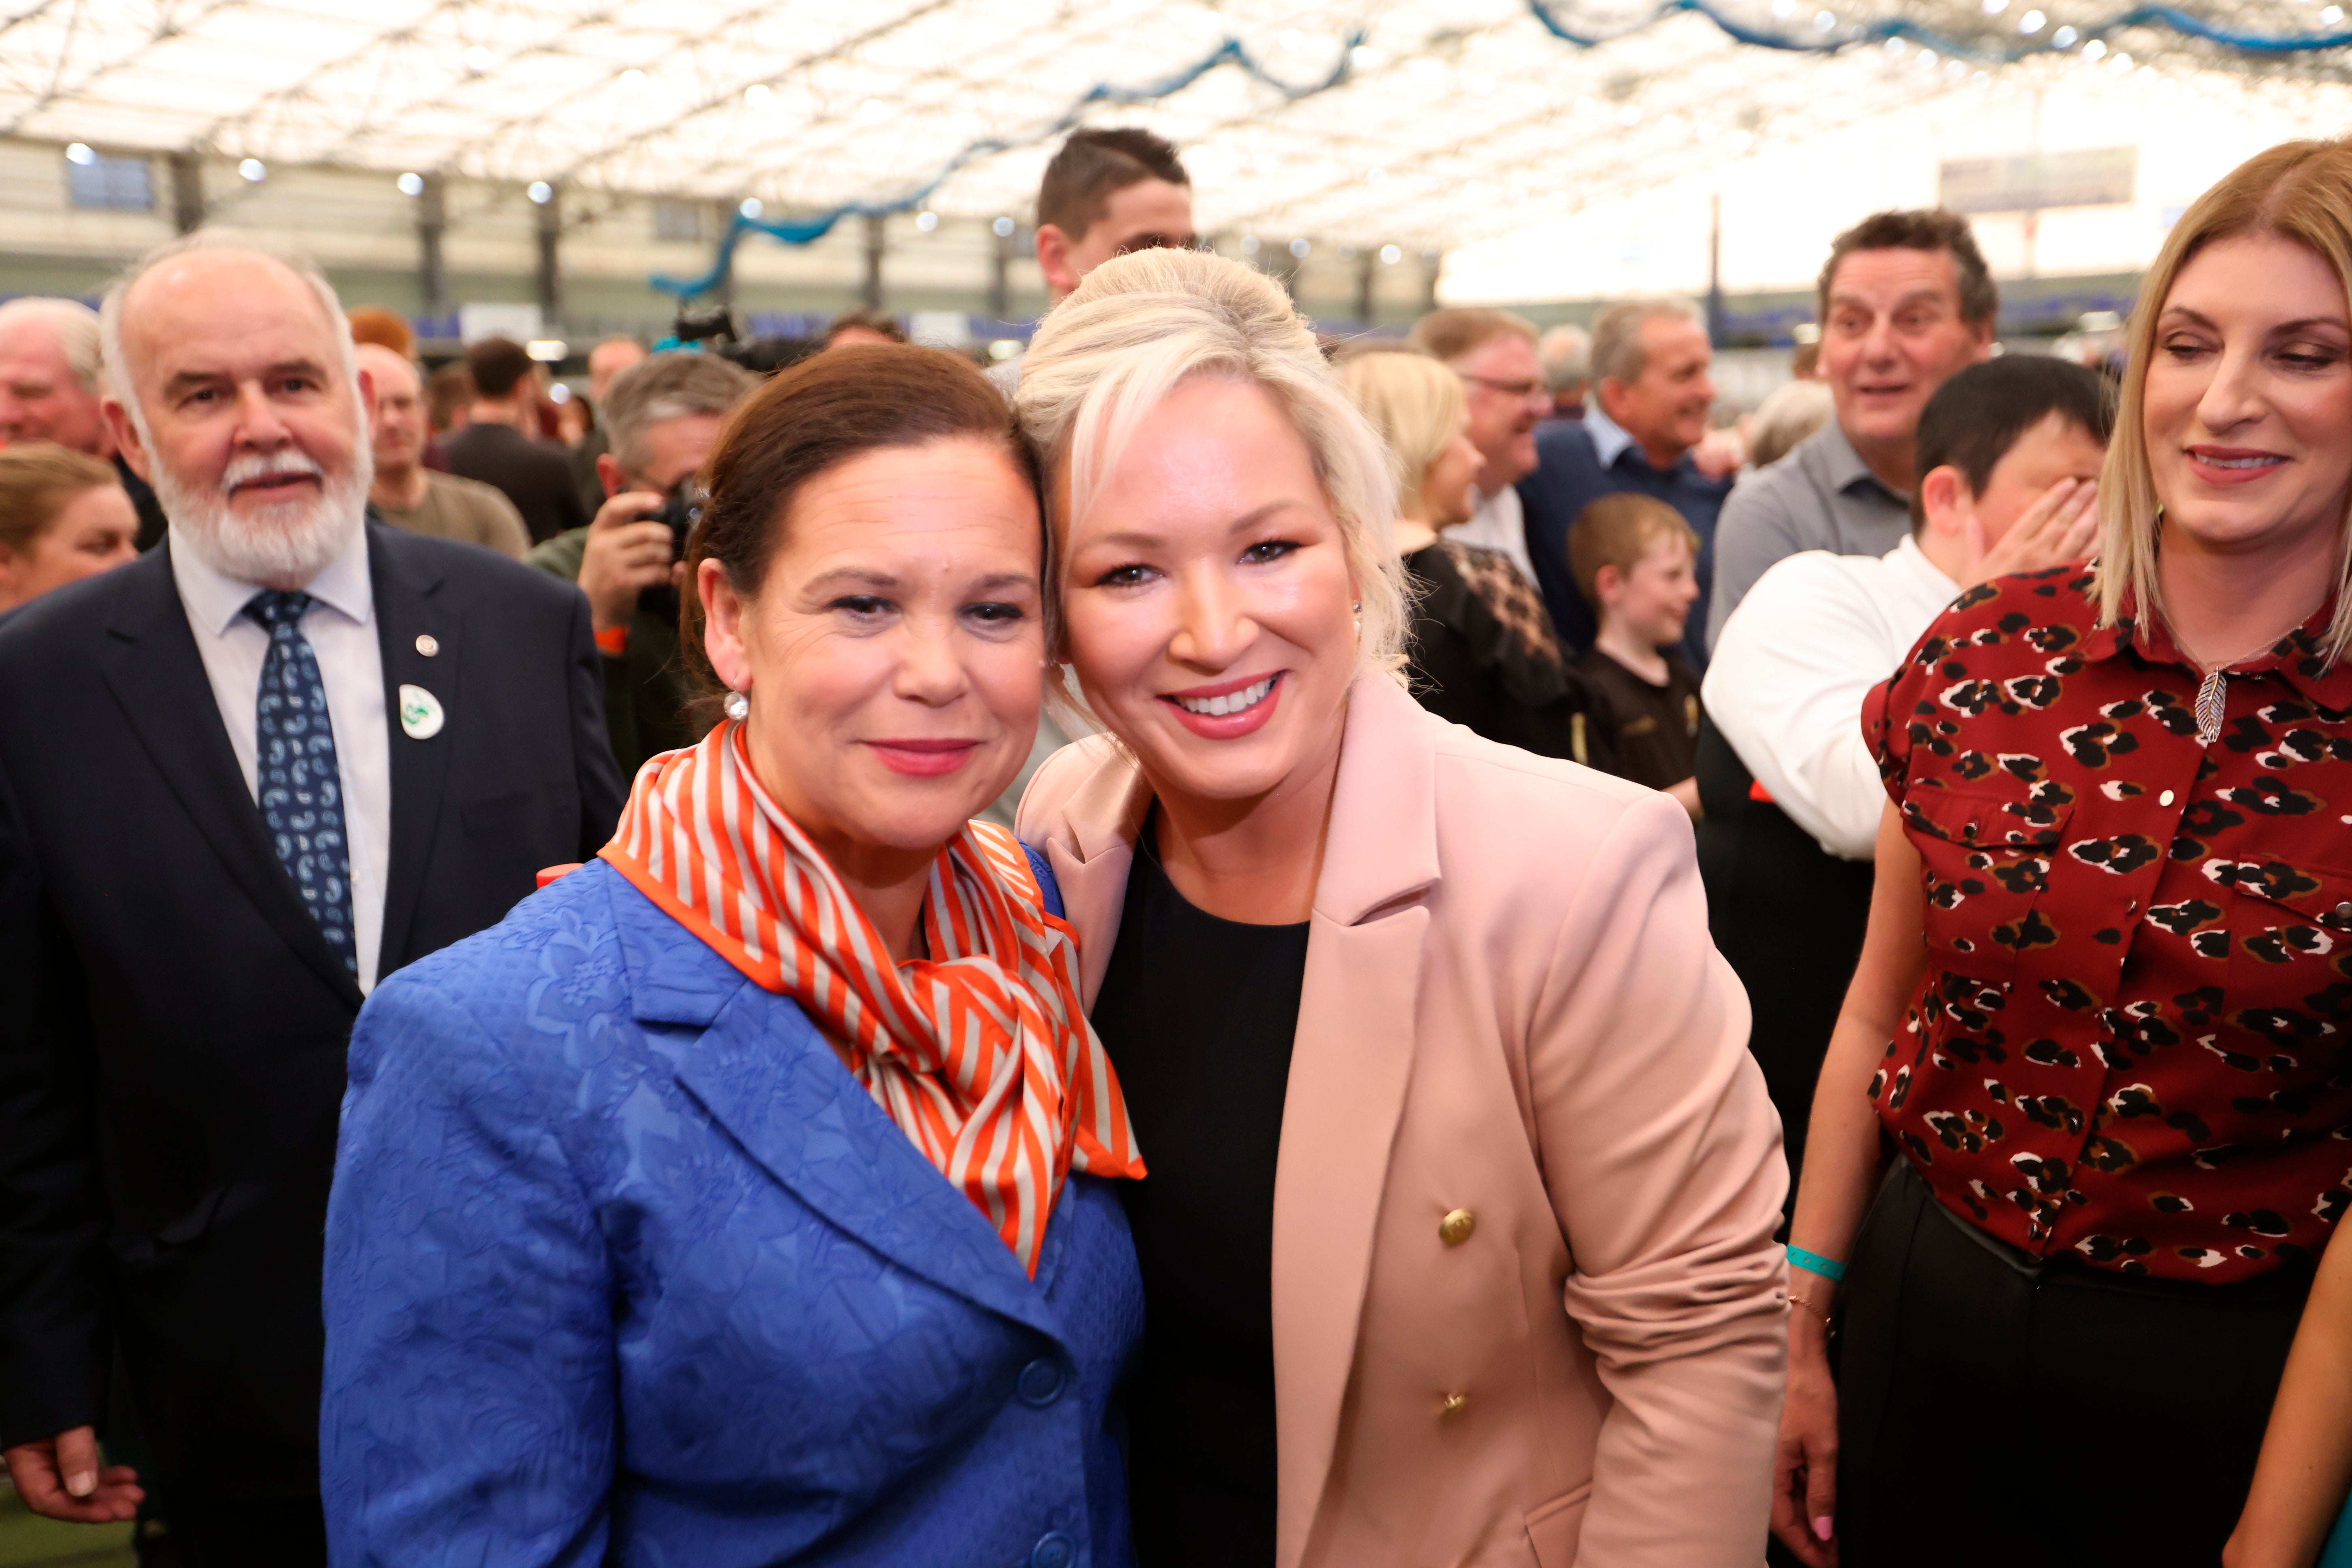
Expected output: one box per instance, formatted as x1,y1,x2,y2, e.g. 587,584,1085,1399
1813,1515,1834,1542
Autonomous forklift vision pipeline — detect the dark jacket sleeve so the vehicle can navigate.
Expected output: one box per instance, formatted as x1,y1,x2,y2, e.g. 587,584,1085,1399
0,749,111,1449
563,588,627,855
1408,557,1605,768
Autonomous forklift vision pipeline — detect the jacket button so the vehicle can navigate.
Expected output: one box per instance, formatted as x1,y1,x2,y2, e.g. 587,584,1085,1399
2158,789,2175,807
1030,1531,1077,1568
1439,1208,1476,1246
1016,1358,1066,1408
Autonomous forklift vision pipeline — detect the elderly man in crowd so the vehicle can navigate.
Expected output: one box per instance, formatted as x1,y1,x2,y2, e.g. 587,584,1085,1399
354,343,529,558
1405,306,1551,588
0,230,623,1567
1521,298,1732,666
529,348,757,778
1705,206,1996,647
0,296,168,548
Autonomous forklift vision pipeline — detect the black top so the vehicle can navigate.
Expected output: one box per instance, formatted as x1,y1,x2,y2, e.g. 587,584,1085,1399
440,421,590,545
1402,538,1613,772
1576,646,1702,790
0,526,623,1494
1091,814,1310,1568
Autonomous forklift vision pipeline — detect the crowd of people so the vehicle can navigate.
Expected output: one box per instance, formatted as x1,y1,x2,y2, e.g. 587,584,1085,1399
0,115,2348,1568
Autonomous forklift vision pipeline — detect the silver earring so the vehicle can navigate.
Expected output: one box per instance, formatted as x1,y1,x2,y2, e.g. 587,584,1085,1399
723,689,749,722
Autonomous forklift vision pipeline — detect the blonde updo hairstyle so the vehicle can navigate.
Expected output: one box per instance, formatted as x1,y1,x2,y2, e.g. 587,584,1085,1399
1013,246,1411,682
2102,134,2352,661
1338,348,1469,525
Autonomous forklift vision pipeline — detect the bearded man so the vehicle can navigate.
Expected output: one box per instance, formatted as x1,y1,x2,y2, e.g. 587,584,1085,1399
0,232,624,1567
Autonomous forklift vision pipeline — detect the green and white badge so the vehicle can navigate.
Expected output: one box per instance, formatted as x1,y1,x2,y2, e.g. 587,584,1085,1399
398,684,445,740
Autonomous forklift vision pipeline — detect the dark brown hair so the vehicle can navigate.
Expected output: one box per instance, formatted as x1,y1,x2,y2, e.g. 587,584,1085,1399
1817,208,1998,331
464,335,535,400
681,343,1046,693
822,308,909,347
426,362,473,432
1037,126,1190,243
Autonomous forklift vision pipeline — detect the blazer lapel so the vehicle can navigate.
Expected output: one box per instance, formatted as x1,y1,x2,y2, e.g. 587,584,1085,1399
1270,673,1442,1568
369,527,458,973
1031,737,1153,1008
98,546,365,1010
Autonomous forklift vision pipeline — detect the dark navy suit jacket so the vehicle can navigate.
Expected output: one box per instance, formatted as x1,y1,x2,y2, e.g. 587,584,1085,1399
1517,411,1733,670
322,858,1143,1568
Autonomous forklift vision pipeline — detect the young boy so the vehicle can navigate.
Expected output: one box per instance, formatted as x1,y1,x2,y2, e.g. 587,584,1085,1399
1569,493,1705,813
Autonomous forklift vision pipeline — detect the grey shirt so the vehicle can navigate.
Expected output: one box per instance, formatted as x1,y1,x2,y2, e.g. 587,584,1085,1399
1705,418,1911,651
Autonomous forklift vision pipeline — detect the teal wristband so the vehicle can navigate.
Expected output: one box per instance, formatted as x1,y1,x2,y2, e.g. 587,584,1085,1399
1787,1246,1847,1283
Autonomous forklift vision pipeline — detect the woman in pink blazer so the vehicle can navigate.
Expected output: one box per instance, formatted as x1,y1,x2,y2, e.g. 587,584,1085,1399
1011,245,1788,1567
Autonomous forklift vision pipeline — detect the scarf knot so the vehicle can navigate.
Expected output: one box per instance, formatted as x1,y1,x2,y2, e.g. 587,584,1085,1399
600,723,1142,1275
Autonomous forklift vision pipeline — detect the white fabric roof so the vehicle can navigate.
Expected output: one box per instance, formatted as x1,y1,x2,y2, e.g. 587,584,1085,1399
3,0,2346,257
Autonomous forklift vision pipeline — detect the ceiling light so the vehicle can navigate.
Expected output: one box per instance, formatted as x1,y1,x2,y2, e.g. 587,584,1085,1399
2081,38,2106,59
988,339,1019,361
1983,0,2007,11
65,142,94,165
238,158,267,182
1289,237,1311,258
1279,28,1304,51
1617,103,1641,126
2051,24,2079,45
1379,244,1402,265
992,215,1016,237
740,197,764,219
1349,45,1378,68
1772,0,1796,15
746,83,771,105
463,45,490,71
527,180,553,203
1239,234,1261,255
396,171,424,195
2325,4,2345,20
526,339,567,362
859,98,888,121
2018,9,2045,32
1813,10,1836,30
914,210,938,232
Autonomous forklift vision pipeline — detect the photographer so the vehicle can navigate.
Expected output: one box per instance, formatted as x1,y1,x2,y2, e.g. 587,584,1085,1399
528,350,758,775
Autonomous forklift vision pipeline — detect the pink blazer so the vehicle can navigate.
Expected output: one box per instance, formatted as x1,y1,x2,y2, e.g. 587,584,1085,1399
1019,671,1789,1568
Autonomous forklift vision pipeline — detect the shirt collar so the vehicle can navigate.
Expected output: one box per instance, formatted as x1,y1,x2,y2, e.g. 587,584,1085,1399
1886,532,1958,597
170,521,374,638
2081,587,2347,705
1816,419,1909,505
1585,404,1636,469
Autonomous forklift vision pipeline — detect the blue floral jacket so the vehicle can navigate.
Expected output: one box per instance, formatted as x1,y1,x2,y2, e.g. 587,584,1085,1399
322,857,1142,1568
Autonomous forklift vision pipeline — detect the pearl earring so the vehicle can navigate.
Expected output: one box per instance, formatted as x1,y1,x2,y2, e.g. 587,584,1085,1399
724,690,749,722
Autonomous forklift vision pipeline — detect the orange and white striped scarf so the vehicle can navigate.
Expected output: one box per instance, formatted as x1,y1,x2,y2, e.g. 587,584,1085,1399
599,722,1143,1276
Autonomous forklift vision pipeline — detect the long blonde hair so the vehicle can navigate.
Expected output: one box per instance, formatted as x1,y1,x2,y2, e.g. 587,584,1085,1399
2101,135,2352,661
1339,349,1467,524
1012,246,1411,680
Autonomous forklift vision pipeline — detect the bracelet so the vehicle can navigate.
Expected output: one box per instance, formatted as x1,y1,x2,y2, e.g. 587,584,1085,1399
1789,1289,1835,1324
1787,1245,1847,1283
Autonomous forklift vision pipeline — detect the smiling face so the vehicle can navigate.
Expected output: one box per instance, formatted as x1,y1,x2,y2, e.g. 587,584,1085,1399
0,317,109,456
2143,232,2352,568
1057,375,1358,811
1601,313,1717,464
700,436,1044,863
106,247,371,588
1821,246,1992,464
1600,533,1700,650
1450,332,1549,493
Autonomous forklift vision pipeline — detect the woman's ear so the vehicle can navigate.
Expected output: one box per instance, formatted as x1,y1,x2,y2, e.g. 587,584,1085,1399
1919,464,1969,538
700,558,753,692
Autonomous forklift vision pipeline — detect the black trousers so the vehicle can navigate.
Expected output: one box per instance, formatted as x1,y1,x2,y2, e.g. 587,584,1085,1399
165,1494,325,1568
1836,1162,2311,1567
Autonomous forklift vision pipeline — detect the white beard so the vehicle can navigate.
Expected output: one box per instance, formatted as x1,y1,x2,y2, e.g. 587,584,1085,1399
154,436,373,588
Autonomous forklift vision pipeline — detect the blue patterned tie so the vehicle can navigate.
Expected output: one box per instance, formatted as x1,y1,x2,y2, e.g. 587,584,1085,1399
245,590,357,974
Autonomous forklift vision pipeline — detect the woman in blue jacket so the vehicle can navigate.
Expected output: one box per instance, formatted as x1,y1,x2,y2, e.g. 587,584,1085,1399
320,345,1145,1568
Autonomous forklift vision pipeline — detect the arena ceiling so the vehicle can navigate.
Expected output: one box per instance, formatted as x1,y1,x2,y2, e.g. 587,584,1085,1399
2,0,2347,253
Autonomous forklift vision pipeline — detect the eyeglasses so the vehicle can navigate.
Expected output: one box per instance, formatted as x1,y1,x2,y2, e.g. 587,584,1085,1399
1460,372,1548,402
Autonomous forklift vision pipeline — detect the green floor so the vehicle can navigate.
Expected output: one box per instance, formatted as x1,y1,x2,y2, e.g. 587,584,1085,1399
0,1485,135,1568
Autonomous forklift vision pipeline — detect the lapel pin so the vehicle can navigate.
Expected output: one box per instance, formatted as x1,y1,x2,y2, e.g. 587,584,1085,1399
415,633,439,657
398,684,445,740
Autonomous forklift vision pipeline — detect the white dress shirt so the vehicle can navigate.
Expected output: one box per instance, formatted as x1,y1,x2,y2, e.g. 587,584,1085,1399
1701,534,1958,861
171,529,391,991
1451,481,1538,588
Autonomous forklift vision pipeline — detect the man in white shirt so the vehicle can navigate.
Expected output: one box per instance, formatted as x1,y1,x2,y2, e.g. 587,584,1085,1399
0,231,621,1566
1706,355,2113,860
1697,355,2109,1181
1405,307,1550,586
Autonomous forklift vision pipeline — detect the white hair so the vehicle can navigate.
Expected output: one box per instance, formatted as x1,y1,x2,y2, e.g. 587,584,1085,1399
0,297,103,394
1012,246,1411,682
1589,298,1705,387
99,230,367,585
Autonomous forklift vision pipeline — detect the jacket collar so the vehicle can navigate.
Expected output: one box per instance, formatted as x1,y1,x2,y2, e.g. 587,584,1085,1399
599,866,1072,1339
